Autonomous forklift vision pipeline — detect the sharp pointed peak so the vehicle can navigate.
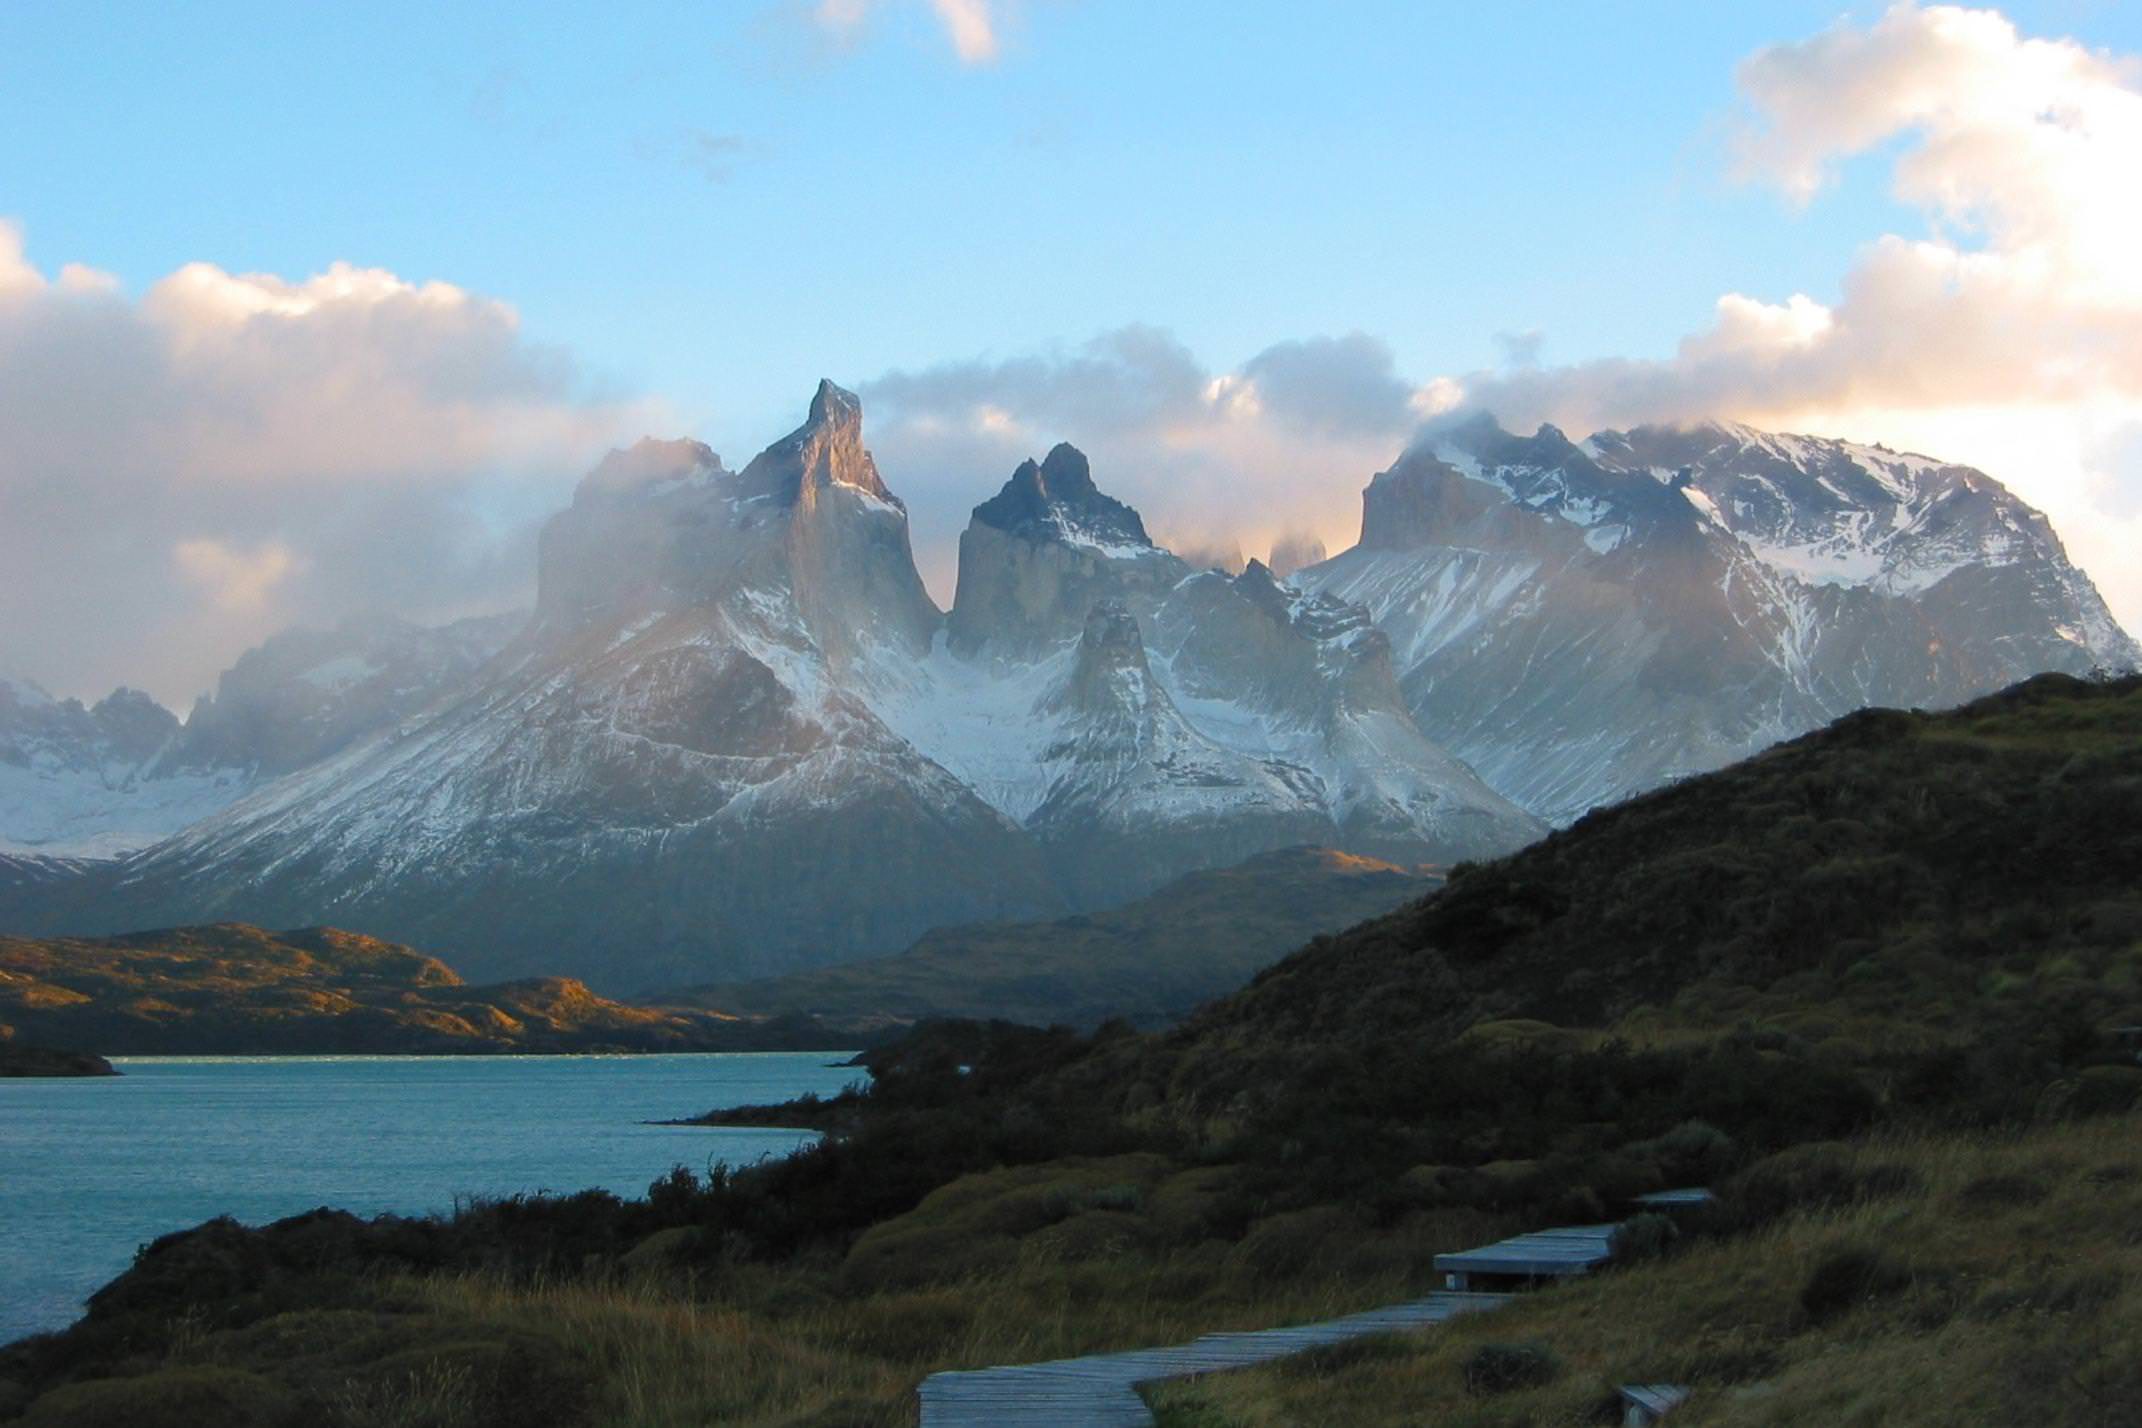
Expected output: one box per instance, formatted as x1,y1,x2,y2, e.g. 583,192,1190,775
972,445,1151,550
736,378,896,505
808,378,862,429
1039,442,1094,491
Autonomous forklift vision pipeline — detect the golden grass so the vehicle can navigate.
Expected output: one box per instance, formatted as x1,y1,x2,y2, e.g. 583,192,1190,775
379,1205,1500,1428
1148,1115,2142,1427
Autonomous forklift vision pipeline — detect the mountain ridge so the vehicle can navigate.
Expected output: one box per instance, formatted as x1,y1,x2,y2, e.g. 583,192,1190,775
0,385,1534,989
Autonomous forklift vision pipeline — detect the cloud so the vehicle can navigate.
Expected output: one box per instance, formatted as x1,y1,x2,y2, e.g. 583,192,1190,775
859,326,1429,599
928,0,999,63
852,7,2142,639
1441,2,2142,638
810,0,1003,64
173,539,298,614
0,221,652,706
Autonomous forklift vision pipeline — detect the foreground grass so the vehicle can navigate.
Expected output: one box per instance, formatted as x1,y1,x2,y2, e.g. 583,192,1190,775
1148,1115,2142,1427
4,1191,1508,1428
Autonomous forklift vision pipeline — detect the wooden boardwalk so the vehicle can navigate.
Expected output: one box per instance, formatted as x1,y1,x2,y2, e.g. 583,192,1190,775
916,1291,1508,1426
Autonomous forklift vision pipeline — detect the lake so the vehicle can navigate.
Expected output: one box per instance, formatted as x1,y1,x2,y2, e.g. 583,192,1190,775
0,1052,862,1344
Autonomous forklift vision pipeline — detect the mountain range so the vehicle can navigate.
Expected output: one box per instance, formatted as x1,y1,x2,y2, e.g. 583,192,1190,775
0,384,2130,990
1304,414,2137,818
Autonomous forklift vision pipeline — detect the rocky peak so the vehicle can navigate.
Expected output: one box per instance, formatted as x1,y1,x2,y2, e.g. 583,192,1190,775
574,438,725,505
1356,447,1504,550
1079,599,1148,667
0,672,53,712
739,379,897,507
808,376,861,431
971,443,1151,550
1048,599,1160,723
89,689,181,763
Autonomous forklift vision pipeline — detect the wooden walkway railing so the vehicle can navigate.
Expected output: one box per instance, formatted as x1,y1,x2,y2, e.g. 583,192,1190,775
915,1290,1509,1426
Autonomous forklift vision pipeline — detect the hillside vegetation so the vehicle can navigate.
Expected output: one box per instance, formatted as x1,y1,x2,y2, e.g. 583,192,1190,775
3,673,2138,1426
1149,1115,2142,1427
666,847,1436,1030
0,924,835,1055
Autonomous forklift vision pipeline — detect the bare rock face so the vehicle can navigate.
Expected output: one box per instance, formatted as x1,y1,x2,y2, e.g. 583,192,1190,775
30,399,2108,994
1026,600,1335,904
24,385,1063,989
1300,416,2140,821
5,404,1541,991
947,443,1188,661
888,448,1546,901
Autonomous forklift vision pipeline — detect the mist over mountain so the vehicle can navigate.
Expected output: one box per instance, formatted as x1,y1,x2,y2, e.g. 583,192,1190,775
1301,414,2138,821
0,386,2127,992
0,615,514,858
0,386,1535,990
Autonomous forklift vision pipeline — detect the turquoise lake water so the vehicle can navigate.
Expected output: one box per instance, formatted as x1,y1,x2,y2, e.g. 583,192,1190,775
0,1052,862,1344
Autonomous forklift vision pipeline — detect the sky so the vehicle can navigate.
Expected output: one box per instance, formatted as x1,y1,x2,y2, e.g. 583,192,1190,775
2,1,2139,705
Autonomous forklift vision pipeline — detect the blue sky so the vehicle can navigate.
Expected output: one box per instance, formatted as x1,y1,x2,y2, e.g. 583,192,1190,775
3,2,2140,701
0,0,2112,436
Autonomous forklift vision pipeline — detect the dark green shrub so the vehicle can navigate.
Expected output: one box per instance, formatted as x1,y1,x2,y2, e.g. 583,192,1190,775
1462,1341,1560,1395
1611,1212,1679,1264
1956,1173,2049,1212
1799,1244,1913,1324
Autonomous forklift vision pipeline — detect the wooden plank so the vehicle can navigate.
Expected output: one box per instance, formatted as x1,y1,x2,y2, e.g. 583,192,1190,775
916,1291,1508,1426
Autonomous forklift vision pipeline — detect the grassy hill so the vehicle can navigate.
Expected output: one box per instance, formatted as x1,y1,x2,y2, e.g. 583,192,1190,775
1047,670,2142,1206
0,923,839,1055
3,673,2138,1426
665,847,1438,1030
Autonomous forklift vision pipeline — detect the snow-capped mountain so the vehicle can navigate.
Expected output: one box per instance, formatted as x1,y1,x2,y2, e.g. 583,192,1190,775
0,615,518,858
0,675,227,858
6,387,1539,990
1299,415,2139,821
874,442,1539,905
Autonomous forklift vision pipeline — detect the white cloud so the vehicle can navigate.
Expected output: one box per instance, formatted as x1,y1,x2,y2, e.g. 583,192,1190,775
811,0,1003,64
928,0,999,63
860,327,1428,597
173,538,298,614
1446,2,2142,638
0,221,653,705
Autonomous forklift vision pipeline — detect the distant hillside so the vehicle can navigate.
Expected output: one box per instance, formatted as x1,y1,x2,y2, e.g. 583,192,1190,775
1071,670,2142,1165
10,674,2141,1427
666,846,1438,1030
0,924,839,1055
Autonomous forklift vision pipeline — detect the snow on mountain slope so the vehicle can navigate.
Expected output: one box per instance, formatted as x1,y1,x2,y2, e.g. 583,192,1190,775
0,615,519,858
9,390,1540,990
869,442,1543,895
0,676,239,857
1301,416,2138,822
31,386,1067,989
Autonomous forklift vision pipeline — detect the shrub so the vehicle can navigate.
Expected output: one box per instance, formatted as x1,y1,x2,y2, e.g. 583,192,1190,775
1955,1173,2049,1212
1722,1143,1919,1228
1275,1334,1411,1380
1462,1341,1560,1395
1610,1212,1679,1265
1798,1244,1913,1325
16,1366,295,1428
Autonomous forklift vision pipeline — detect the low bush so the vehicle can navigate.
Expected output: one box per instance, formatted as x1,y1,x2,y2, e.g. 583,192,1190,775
1798,1243,1913,1325
1462,1340,1560,1395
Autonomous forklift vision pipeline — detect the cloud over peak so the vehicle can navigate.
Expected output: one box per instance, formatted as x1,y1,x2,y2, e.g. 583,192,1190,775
0,223,650,705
